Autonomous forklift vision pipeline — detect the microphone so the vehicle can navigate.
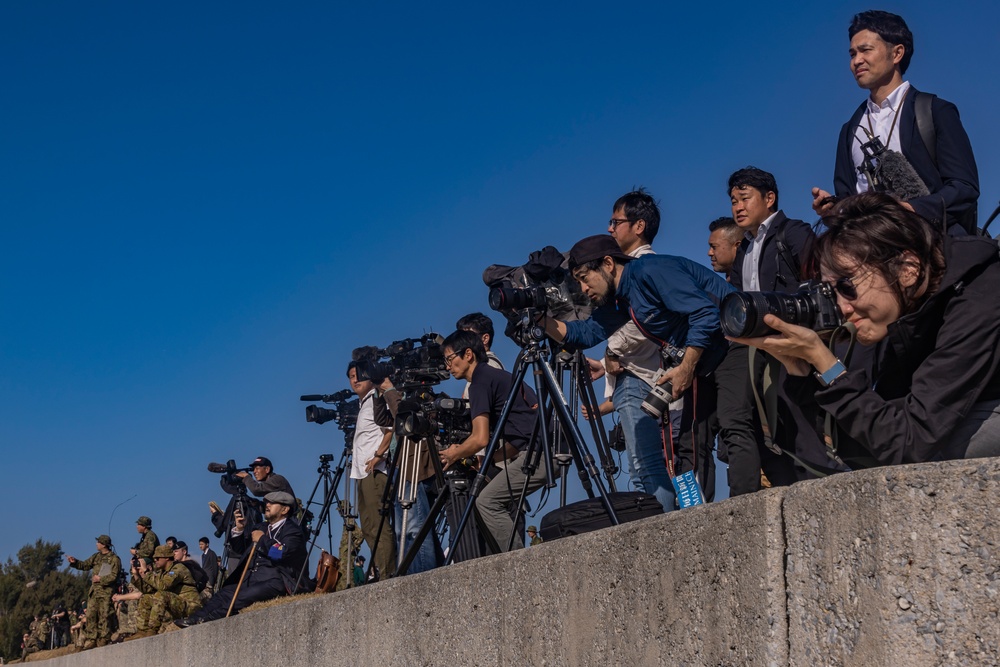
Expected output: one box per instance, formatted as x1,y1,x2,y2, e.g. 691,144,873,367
300,390,354,402
207,462,229,473
300,395,325,401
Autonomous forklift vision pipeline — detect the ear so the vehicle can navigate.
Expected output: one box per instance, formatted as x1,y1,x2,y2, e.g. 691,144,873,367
764,191,777,211
891,44,905,66
898,250,921,288
633,218,646,235
602,255,616,273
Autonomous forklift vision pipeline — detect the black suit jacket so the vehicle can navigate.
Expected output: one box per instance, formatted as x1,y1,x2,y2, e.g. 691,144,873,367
833,86,979,232
201,548,220,585
730,212,814,293
226,519,306,592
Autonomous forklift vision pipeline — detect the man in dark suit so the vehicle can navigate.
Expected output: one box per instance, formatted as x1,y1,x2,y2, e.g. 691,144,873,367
176,492,306,625
198,537,220,591
812,10,979,234
720,167,816,496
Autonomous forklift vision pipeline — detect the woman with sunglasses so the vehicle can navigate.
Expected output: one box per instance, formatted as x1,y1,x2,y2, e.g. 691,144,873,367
731,192,1000,466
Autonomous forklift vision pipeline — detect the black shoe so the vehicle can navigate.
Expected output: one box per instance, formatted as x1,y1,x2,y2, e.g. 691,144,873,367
174,618,199,628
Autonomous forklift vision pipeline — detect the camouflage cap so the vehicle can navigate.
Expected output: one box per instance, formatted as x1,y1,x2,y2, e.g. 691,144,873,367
136,516,152,527
95,535,113,546
153,545,175,559
527,525,538,533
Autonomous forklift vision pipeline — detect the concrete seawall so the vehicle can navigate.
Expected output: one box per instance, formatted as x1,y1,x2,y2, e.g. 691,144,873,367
43,458,999,666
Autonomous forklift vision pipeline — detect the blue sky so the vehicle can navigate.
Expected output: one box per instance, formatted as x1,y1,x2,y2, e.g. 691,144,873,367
2,1,997,564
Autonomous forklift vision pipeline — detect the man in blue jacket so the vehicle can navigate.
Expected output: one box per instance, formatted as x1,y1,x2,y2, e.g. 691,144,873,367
543,235,734,498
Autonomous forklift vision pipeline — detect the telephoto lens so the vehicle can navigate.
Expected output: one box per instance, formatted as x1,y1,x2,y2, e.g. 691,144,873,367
720,283,843,338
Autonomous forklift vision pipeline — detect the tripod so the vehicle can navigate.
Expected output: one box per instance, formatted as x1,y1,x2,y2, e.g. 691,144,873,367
294,445,353,591
445,313,620,563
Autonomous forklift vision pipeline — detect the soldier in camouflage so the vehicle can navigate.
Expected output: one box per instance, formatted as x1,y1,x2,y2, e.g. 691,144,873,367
131,516,159,560
66,535,122,649
128,544,203,639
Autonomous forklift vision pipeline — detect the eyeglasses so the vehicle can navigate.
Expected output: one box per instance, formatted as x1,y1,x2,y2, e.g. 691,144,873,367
609,217,631,228
444,350,463,367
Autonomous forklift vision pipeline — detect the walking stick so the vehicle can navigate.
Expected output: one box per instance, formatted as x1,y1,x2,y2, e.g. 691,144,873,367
226,538,259,618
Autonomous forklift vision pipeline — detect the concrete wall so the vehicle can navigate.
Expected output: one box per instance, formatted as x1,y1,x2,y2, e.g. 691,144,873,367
43,459,999,666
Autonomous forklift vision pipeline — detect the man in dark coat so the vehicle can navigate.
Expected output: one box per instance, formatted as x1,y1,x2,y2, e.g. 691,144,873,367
176,491,306,625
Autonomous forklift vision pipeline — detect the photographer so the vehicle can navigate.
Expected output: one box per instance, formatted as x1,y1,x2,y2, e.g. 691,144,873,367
543,235,734,499
128,545,203,639
234,456,296,499
438,329,542,552
732,193,1000,465
130,516,159,560
348,358,397,578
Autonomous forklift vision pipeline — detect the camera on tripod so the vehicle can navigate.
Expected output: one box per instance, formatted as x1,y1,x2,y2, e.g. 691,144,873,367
354,334,451,389
640,343,686,421
207,459,253,487
394,391,472,447
719,281,843,339
300,390,360,428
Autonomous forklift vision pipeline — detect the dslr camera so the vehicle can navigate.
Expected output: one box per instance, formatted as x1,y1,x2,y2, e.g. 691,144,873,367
719,281,843,338
640,343,686,421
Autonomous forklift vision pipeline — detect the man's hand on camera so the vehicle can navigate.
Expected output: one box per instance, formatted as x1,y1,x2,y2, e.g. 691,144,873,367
234,471,249,480
661,364,694,399
439,445,461,470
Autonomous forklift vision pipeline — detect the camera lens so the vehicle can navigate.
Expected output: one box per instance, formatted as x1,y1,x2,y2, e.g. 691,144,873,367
720,292,785,338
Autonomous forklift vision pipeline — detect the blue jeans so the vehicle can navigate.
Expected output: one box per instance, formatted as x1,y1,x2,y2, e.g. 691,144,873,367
394,478,441,574
614,372,677,512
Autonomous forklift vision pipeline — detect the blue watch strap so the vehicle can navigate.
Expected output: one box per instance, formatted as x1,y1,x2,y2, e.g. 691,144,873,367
816,360,847,387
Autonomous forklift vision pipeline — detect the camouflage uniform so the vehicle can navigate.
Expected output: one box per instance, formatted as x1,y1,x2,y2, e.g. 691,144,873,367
115,581,140,636
133,555,203,633
35,615,51,650
135,529,159,559
69,547,122,647
336,518,364,591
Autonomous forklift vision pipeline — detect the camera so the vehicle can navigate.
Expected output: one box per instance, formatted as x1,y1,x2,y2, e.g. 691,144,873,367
355,334,450,389
207,459,253,487
300,391,360,428
640,343,685,421
719,282,843,339
394,392,471,447
488,285,551,313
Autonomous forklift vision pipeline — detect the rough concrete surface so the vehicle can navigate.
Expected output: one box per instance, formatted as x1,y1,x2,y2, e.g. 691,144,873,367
38,459,1000,666
784,458,1000,667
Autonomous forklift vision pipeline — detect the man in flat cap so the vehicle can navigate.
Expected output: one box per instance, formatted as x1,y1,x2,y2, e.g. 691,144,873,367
176,491,306,626
66,535,122,649
128,544,203,639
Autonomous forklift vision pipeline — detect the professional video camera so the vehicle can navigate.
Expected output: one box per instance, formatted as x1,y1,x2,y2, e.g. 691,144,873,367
207,459,253,487
719,281,843,339
483,245,592,345
394,390,472,447
354,333,451,389
300,389,360,430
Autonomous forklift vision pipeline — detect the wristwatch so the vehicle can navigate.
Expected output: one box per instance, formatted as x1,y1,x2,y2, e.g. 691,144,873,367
815,360,847,387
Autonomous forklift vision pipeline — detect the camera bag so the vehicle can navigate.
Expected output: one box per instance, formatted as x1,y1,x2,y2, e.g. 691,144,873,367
537,491,663,542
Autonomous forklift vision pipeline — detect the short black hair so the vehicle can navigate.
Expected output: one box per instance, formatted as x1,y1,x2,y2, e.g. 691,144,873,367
199,537,210,544
455,312,496,349
849,10,913,75
708,216,742,243
612,187,661,244
728,166,779,211
442,329,487,363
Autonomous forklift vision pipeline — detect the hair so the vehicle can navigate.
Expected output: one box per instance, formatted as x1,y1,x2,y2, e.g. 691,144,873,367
813,192,945,314
728,166,779,210
199,537,209,544
849,10,913,75
708,216,742,244
612,187,661,244
166,536,176,543
442,329,487,363
455,312,496,349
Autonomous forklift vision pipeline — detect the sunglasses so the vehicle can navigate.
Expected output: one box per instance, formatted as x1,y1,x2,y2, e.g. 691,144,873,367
830,277,858,300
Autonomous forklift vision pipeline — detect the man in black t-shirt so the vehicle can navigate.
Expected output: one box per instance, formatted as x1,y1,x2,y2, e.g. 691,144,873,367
439,329,544,552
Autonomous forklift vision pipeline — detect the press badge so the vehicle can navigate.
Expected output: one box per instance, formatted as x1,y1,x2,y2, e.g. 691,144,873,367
672,470,705,509
268,542,284,559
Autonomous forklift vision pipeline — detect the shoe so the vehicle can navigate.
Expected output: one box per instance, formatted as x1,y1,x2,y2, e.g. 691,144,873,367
96,638,109,647
81,640,96,650
173,618,201,628
125,629,155,641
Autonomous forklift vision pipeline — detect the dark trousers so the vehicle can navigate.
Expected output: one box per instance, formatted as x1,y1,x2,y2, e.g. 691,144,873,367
190,573,285,621
715,344,797,496
674,375,718,502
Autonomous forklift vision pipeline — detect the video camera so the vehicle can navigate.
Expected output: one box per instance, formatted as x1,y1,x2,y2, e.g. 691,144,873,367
300,390,360,429
355,334,451,389
394,390,472,447
719,281,843,339
207,459,253,488
483,246,592,345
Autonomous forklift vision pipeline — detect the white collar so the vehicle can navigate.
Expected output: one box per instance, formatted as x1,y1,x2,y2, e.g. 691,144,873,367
867,80,910,113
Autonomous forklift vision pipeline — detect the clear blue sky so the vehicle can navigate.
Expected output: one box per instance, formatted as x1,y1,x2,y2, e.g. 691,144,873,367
2,1,997,564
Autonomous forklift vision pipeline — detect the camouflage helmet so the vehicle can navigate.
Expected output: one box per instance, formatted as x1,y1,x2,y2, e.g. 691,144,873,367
153,545,175,559
136,516,153,528
95,535,113,547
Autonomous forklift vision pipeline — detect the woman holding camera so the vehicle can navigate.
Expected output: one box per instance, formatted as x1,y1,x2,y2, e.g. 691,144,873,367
732,192,1000,466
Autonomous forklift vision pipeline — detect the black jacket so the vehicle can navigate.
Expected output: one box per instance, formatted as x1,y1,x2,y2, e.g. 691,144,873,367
803,235,1000,466
226,519,306,593
730,212,814,293
833,87,980,233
